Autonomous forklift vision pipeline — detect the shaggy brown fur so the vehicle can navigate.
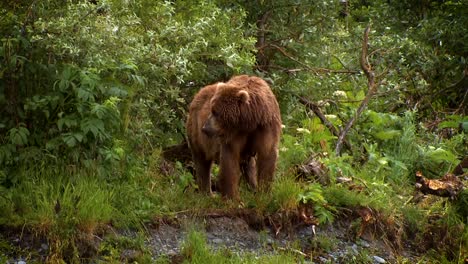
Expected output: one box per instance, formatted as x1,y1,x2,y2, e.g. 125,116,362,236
186,75,282,199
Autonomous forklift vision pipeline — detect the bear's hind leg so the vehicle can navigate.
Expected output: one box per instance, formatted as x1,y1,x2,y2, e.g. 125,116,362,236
193,155,213,195
256,147,278,191
241,156,257,190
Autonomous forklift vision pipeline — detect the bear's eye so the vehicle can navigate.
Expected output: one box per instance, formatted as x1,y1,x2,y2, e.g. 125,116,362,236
212,110,219,117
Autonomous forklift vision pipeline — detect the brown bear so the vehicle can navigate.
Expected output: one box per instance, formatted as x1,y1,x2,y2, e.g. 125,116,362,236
186,75,282,200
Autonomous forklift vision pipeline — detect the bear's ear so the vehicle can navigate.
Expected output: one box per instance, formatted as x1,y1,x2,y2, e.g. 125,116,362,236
237,90,250,104
216,82,225,90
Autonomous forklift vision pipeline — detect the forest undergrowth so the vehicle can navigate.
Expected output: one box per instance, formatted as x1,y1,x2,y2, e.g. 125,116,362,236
0,111,466,263
1,0,467,263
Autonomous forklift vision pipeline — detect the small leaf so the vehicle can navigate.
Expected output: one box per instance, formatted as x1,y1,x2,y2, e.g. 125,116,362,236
462,121,468,132
374,130,401,140
81,118,106,138
74,133,84,142
8,126,29,146
58,118,65,131
77,87,94,102
62,133,77,147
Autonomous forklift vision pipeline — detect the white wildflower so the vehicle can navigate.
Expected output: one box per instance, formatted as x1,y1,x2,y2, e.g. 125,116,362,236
333,90,347,98
296,128,311,134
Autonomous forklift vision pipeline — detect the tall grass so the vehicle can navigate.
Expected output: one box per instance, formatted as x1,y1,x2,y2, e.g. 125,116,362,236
1,169,113,228
0,167,114,262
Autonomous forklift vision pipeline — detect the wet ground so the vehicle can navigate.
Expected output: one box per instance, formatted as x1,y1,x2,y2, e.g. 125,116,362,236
3,212,422,263
143,213,419,263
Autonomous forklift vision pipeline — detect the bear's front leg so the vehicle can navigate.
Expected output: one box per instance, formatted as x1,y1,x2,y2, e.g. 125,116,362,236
218,144,241,200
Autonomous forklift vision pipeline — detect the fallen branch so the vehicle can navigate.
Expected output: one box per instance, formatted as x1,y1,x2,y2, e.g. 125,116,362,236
335,26,378,156
415,171,464,199
295,154,330,185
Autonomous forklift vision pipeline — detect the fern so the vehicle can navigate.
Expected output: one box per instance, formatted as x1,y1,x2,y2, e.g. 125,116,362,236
298,183,336,224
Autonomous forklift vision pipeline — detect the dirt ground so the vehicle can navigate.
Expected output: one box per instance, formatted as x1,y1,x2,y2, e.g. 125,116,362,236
145,213,420,263
1,210,424,263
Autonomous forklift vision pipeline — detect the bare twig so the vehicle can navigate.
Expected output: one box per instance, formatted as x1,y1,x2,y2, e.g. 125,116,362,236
335,26,378,156
331,54,352,71
299,97,352,152
286,67,359,74
256,11,271,49
269,44,359,75
21,0,38,35
452,68,468,114
270,44,311,69
263,65,358,74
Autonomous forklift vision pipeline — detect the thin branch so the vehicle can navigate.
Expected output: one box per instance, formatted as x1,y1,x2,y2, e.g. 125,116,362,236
455,87,468,114
286,68,359,74
331,54,352,71
256,11,271,47
451,68,468,114
268,44,360,75
335,26,378,156
21,0,38,36
299,97,352,152
270,44,311,69
263,65,359,74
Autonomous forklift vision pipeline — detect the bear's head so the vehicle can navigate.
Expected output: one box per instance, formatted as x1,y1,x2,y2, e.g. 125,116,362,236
201,82,251,137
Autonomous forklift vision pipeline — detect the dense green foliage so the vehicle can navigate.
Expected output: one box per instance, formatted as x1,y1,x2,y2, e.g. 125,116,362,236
0,0,466,262
1,0,466,173
0,0,256,177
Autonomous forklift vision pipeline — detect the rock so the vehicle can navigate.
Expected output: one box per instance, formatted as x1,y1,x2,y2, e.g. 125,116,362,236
358,239,370,248
373,255,386,263
319,256,329,262
167,249,177,256
16,261,27,264
351,244,359,255
212,238,223,244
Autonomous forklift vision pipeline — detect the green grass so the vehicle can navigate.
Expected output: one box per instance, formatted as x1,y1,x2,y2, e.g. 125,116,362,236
97,231,153,263
310,234,338,254
0,168,115,262
240,174,302,213
0,122,466,263
179,228,302,264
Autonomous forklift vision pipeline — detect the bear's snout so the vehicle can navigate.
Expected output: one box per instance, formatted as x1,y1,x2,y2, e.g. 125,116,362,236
202,122,216,137
202,114,219,137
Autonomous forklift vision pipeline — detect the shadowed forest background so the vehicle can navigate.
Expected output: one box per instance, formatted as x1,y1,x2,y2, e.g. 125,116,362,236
0,0,467,263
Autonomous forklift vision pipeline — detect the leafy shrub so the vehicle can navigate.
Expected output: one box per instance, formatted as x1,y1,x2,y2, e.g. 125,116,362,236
298,183,336,224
